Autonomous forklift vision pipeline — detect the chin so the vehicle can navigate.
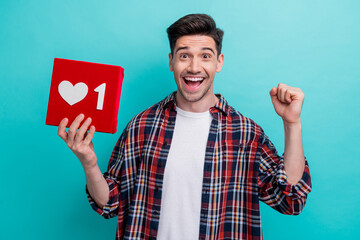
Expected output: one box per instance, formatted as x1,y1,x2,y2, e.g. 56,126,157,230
178,89,208,103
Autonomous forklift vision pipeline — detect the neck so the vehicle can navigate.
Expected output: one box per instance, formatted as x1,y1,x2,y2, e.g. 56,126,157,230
175,92,218,113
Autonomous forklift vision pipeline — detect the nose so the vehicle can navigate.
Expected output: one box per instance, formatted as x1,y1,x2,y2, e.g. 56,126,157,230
187,57,201,74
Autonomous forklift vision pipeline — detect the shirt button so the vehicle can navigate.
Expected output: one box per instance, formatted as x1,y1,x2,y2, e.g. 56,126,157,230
158,162,164,167
163,141,167,147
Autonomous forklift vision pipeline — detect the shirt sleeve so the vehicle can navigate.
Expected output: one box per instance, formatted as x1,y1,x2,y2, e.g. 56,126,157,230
257,129,312,215
86,127,128,219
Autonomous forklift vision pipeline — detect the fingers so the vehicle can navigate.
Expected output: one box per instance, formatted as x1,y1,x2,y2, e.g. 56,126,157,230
275,83,303,104
57,118,69,141
277,84,287,103
57,114,96,151
67,114,85,147
277,87,290,104
269,87,280,104
75,117,92,145
269,87,277,97
285,90,292,103
84,125,96,145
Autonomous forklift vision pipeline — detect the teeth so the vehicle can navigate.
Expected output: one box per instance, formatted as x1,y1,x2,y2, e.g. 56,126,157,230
184,77,204,82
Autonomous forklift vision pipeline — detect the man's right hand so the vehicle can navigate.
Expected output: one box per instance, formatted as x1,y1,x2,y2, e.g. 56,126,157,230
57,113,97,171
57,114,109,208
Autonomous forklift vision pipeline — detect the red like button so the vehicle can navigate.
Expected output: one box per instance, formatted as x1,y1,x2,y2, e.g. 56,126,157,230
46,58,124,134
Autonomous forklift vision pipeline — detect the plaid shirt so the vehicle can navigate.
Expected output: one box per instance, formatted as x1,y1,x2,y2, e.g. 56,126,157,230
87,92,312,240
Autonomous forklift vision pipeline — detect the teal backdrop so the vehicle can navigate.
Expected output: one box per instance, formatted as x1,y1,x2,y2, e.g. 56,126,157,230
1,0,359,239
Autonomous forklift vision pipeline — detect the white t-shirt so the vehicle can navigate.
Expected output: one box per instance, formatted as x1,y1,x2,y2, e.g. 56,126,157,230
157,107,212,240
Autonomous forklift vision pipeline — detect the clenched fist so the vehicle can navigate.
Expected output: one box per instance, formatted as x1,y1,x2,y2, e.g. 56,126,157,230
270,83,305,124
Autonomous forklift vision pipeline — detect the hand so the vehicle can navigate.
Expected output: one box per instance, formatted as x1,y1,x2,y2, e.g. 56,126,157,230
269,83,305,124
57,113,97,170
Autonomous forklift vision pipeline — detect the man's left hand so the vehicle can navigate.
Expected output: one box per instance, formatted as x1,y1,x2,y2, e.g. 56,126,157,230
269,83,305,124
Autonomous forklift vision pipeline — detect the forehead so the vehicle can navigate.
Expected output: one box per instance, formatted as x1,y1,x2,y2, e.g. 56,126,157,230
174,35,216,52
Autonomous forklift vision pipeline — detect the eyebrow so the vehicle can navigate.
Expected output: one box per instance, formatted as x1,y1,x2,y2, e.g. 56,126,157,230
175,46,216,55
202,47,215,55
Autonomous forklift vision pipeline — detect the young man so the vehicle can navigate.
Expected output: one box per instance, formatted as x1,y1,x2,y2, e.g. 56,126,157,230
58,14,311,240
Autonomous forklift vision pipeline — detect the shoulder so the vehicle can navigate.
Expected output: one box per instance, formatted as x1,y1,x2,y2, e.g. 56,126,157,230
124,92,174,132
215,94,263,137
226,104,265,144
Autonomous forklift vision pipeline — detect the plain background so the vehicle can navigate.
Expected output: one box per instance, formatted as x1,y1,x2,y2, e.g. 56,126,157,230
1,0,359,239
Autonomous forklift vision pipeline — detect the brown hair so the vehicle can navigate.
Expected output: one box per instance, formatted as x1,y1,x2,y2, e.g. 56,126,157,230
167,14,224,56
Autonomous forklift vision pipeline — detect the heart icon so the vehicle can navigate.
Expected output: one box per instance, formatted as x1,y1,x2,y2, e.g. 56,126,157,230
58,80,88,106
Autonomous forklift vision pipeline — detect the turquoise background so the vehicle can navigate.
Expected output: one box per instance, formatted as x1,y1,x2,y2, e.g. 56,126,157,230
1,0,359,239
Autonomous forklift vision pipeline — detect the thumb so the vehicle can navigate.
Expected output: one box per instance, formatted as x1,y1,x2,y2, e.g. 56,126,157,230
269,87,278,101
269,87,282,110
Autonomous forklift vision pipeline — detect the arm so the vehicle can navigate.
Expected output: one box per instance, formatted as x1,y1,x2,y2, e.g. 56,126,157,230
258,129,311,215
257,83,311,215
57,114,109,208
270,83,305,184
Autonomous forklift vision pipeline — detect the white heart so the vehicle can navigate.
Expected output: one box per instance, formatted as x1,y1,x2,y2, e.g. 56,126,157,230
58,80,88,106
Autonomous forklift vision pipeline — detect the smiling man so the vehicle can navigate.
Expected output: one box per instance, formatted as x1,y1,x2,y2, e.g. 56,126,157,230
169,34,224,112
58,14,312,240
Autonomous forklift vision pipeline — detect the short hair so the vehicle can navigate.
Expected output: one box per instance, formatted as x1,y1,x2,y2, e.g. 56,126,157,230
166,14,224,56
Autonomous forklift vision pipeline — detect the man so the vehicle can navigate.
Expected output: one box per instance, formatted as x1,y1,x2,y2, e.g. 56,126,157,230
58,14,311,240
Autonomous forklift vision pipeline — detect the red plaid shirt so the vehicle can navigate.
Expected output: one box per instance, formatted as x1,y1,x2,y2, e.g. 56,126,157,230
87,92,312,240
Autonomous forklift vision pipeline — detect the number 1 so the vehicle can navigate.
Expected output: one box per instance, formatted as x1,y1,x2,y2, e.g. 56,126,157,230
94,83,106,110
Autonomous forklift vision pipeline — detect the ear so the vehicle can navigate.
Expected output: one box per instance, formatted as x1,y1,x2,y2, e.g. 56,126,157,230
168,53,174,72
216,53,224,73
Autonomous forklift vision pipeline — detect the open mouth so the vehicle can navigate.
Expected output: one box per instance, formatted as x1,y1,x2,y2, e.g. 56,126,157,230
183,76,205,90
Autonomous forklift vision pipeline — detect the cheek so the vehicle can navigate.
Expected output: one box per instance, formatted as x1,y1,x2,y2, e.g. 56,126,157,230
173,69,183,83
173,67,181,76
173,63,187,74
204,63,218,75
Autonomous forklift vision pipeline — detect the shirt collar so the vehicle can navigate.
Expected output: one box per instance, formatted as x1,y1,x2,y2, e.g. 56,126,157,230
159,91,231,116
213,93,231,116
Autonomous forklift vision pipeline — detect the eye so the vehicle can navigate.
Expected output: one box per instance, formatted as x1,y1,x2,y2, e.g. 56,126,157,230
179,54,188,59
203,54,211,59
